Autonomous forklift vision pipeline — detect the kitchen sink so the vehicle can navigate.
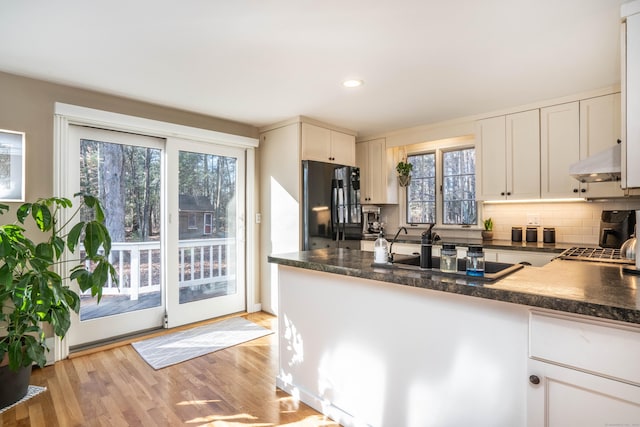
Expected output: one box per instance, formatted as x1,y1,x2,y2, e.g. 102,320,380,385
375,254,524,281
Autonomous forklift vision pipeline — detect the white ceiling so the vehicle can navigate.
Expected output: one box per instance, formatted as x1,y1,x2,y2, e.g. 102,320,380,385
0,0,626,138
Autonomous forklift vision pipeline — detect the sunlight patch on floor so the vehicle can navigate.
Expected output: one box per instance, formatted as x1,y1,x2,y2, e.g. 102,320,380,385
185,412,268,425
177,399,222,406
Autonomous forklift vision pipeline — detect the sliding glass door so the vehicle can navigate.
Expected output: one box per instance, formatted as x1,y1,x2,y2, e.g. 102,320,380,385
65,128,246,347
67,125,166,347
165,138,246,328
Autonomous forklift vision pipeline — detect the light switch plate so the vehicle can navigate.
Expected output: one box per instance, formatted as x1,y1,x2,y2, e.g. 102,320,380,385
527,213,540,226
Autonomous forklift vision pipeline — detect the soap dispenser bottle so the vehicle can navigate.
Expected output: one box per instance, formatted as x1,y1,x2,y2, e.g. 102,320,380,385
374,230,389,264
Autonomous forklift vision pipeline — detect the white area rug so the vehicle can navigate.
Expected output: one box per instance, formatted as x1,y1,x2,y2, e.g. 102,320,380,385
131,317,273,369
0,386,47,414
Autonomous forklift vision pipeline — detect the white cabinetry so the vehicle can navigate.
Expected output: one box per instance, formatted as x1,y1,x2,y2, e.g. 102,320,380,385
579,93,623,198
527,311,640,426
622,2,640,188
356,138,398,204
541,102,581,198
476,109,540,200
301,122,356,166
484,249,556,267
259,118,357,314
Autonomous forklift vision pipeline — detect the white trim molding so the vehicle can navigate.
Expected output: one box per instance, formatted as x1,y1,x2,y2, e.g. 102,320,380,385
54,103,259,148
52,103,260,360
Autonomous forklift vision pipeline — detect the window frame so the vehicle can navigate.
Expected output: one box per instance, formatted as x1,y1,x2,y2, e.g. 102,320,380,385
441,146,477,226
399,137,479,230
188,213,198,230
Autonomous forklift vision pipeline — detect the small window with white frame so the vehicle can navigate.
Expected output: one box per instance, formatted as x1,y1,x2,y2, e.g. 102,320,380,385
442,147,477,225
406,152,436,224
403,140,477,228
188,213,197,230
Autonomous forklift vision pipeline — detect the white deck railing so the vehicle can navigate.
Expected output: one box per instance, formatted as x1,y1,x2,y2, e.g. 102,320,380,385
82,238,236,300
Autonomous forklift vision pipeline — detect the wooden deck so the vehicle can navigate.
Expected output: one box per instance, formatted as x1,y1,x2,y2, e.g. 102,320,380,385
80,292,162,321
80,284,234,321
0,312,341,426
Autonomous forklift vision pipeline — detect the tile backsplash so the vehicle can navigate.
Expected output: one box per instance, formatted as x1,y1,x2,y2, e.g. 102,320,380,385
483,200,640,245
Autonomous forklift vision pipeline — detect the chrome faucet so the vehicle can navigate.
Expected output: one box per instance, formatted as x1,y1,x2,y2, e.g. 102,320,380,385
388,227,408,261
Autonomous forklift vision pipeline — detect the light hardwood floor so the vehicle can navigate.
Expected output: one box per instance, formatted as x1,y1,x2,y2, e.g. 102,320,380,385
0,312,340,427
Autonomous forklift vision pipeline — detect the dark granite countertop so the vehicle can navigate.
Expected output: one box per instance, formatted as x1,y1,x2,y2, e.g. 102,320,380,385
363,235,570,254
268,248,640,325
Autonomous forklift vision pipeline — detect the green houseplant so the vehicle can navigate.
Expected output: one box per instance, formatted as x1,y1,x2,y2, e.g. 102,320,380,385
482,217,494,241
396,160,413,187
0,194,116,407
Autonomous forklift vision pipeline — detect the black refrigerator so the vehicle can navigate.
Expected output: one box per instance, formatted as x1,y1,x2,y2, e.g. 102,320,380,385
302,160,362,250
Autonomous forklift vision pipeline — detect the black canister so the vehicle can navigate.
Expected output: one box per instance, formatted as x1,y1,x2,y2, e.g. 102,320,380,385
526,227,538,243
420,231,433,269
511,227,522,242
543,227,556,244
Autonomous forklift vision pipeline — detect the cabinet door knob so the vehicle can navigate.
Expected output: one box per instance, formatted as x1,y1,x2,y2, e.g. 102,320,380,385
573,188,579,193
507,192,511,196
581,188,586,193
529,375,540,385
501,192,505,196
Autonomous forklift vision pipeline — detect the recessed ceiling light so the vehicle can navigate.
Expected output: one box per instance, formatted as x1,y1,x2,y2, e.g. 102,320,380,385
343,79,363,88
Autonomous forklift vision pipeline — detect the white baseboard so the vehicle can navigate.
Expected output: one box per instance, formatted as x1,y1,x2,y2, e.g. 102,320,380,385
276,376,360,427
247,303,262,313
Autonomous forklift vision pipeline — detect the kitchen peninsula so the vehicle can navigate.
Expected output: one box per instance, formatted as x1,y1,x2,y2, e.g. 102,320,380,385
269,249,640,427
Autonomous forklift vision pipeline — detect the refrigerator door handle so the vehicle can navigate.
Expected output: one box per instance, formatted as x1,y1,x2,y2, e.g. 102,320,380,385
331,182,339,242
337,187,346,241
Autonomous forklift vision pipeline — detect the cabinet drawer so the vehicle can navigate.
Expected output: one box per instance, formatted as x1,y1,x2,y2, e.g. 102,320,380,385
529,311,640,385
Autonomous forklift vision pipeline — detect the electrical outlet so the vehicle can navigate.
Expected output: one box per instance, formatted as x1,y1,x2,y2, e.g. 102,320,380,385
256,213,262,224
526,213,540,226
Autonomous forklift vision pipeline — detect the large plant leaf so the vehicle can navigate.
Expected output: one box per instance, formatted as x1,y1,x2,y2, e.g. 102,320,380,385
50,305,71,338
0,230,14,258
98,223,111,255
70,268,91,292
24,335,46,368
63,287,81,313
51,236,65,259
0,264,12,290
67,222,85,253
35,242,54,263
8,339,23,371
82,194,105,222
31,204,53,231
83,222,105,258
16,203,32,223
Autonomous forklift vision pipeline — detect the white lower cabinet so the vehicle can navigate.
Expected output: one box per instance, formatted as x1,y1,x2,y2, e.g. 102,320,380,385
485,249,556,267
527,311,640,426
527,359,640,427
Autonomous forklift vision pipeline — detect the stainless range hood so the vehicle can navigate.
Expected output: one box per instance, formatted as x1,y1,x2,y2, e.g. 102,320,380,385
569,144,621,183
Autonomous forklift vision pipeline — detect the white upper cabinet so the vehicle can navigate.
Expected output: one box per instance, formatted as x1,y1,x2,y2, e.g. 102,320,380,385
356,138,398,205
507,110,541,199
579,93,624,198
541,102,581,198
301,122,356,166
476,109,540,201
477,116,507,200
541,95,623,199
